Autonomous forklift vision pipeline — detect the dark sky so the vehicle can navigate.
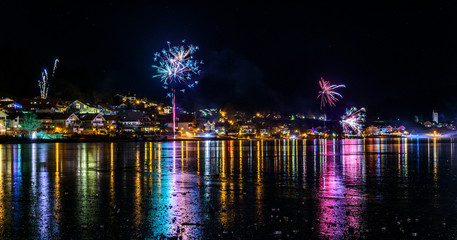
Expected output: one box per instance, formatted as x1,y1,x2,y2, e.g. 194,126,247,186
1,1,457,120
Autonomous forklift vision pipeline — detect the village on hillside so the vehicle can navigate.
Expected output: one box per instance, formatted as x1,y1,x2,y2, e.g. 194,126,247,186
0,95,452,141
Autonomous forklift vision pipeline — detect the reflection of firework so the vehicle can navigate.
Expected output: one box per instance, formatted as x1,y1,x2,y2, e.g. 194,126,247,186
340,107,366,137
317,77,345,109
38,59,59,99
152,40,202,89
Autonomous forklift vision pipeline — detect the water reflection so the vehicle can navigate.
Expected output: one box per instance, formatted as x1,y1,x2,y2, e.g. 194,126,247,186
0,139,456,238
0,144,4,232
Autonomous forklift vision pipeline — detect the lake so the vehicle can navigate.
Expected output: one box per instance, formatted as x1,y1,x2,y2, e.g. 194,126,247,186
0,138,456,239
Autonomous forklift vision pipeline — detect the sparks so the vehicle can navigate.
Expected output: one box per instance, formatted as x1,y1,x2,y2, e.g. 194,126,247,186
38,69,49,99
38,58,59,99
152,40,202,88
340,107,366,137
52,59,59,78
317,77,345,109
152,40,202,138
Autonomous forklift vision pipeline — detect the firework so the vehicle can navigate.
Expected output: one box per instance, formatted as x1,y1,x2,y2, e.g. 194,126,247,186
317,77,345,109
38,69,49,99
152,40,202,138
340,107,366,137
38,58,59,99
52,59,59,78
152,40,202,88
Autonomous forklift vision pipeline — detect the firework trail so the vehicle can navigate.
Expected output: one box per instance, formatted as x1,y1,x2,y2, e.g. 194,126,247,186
317,77,345,109
38,58,59,99
38,69,48,99
52,59,59,78
340,107,366,137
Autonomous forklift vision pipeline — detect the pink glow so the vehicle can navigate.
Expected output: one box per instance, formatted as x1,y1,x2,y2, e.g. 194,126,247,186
317,139,364,238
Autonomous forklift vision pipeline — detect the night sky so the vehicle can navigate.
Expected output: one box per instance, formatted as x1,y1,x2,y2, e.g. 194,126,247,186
1,2,457,120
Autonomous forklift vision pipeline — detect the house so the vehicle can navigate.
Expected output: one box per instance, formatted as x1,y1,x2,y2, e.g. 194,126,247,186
140,114,161,134
104,115,121,134
0,111,7,120
32,113,81,133
175,114,196,135
139,114,154,131
117,94,140,104
79,113,106,134
383,125,394,134
240,124,256,135
203,121,215,132
397,125,406,133
119,111,143,132
365,125,379,136
66,100,101,114
0,111,7,135
117,103,128,110
19,98,63,113
49,113,81,133
163,114,196,136
215,122,228,135
0,99,22,113
163,106,172,114
4,113,21,135
271,123,289,136
423,121,432,128
36,113,53,131
98,103,117,115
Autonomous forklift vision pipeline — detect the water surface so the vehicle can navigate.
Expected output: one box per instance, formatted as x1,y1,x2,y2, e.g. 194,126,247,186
0,138,456,239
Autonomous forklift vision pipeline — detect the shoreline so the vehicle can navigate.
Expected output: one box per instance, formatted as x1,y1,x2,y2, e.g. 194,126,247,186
0,135,444,144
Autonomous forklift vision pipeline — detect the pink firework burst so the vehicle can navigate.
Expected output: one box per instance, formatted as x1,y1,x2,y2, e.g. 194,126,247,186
340,107,366,137
317,77,345,109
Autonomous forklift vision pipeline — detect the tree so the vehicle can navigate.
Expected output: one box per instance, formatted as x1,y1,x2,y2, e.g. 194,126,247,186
21,113,41,137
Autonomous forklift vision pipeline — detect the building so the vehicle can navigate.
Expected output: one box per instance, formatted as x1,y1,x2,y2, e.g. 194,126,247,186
365,125,379,136
119,111,143,132
175,114,196,136
423,121,432,128
79,113,106,134
203,121,216,132
6,113,21,136
240,124,256,135
36,113,53,131
50,113,81,133
66,100,101,114
20,98,64,113
163,106,172,114
98,103,118,115
104,115,120,134
0,111,8,135
0,99,22,113
432,110,438,123
31,113,81,134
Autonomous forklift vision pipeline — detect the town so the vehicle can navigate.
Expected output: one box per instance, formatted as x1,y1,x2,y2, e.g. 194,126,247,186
0,94,452,141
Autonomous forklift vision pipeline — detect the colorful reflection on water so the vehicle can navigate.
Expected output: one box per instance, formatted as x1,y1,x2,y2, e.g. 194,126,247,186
0,138,456,238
